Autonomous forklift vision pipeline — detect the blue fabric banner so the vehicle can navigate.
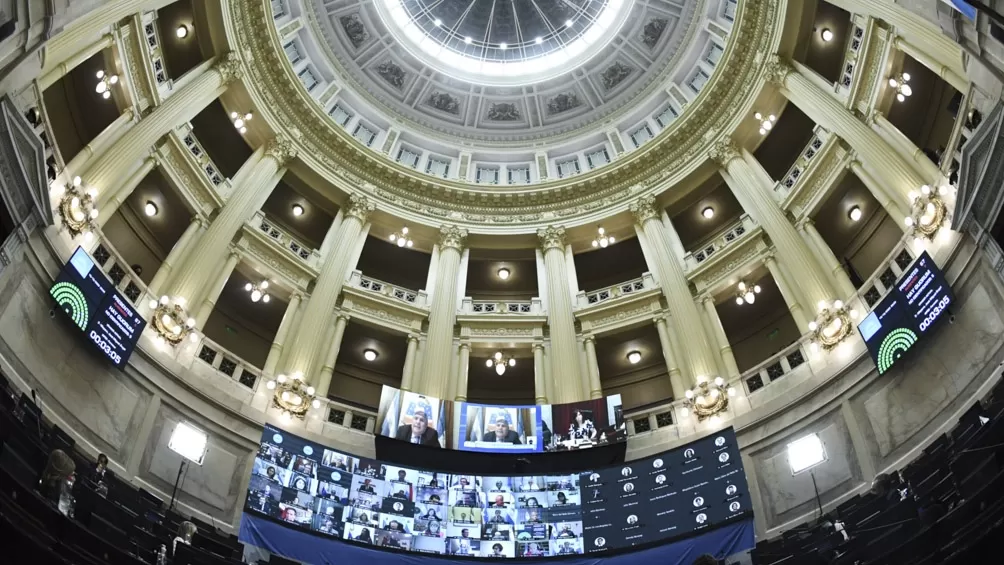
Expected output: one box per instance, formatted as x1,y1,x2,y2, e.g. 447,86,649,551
240,513,755,565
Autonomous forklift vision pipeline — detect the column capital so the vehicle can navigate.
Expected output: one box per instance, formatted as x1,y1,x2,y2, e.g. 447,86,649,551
764,55,793,86
629,195,660,225
289,290,304,302
228,247,243,262
794,216,814,231
438,225,468,252
698,293,715,305
345,194,375,222
651,313,667,325
265,136,298,166
459,341,471,351
708,137,742,167
532,341,545,352
537,225,566,251
407,333,421,343
582,334,596,345
215,52,244,84
193,214,209,229
335,311,351,323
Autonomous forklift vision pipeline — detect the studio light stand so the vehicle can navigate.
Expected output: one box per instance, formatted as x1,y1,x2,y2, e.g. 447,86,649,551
167,421,209,511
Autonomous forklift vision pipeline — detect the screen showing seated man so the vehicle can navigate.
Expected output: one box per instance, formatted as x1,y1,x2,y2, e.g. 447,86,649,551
447,537,481,556
459,404,540,453
377,387,449,448
312,499,344,536
374,529,413,550
343,506,379,527
247,475,281,517
481,523,514,540
550,539,584,555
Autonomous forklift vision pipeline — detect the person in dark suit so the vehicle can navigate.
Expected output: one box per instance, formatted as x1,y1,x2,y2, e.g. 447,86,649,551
395,408,440,446
482,417,521,444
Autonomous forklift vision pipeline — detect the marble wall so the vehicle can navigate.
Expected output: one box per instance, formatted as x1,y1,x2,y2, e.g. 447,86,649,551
0,233,1001,540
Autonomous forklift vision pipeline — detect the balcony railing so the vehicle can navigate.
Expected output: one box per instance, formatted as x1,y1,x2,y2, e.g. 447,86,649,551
251,211,320,266
683,214,757,271
347,270,427,307
837,24,865,93
141,18,170,88
179,127,230,191
324,399,377,433
460,297,542,315
575,273,656,308
942,89,975,181
90,235,153,309
858,237,916,310
624,401,677,435
741,340,812,396
776,126,831,197
192,336,261,390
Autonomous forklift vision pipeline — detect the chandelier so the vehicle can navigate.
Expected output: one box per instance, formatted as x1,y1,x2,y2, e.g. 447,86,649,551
888,73,912,102
231,111,252,134
55,176,99,239
244,280,270,303
591,226,615,248
265,372,320,419
735,280,761,305
754,112,776,135
807,300,856,352
95,70,118,99
904,185,949,239
486,351,516,376
389,226,413,248
680,377,735,422
148,295,198,347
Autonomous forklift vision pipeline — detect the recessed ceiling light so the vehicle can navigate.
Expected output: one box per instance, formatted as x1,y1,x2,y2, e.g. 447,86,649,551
702,206,715,219
363,349,378,362
292,204,304,217
565,19,573,27
821,28,833,42
144,201,158,217
497,267,511,280
176,25,189,39
848,205,862,222
433,18,442,27
535,37,543,45
464,36,472,44
627,351,642,364
499,42,507,50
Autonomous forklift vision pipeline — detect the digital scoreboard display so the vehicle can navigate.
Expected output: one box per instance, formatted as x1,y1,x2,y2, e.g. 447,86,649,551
242,425,750,559
49,247,146,368
857,251,953,374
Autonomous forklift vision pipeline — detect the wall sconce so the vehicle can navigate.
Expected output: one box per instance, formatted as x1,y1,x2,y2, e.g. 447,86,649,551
149,295,199,347
807,300,856,352
904,185,949,239
176,25,190,39
680,377,735,421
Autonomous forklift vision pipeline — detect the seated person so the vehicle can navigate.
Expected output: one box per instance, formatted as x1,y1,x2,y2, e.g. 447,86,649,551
483,417,521,444
395,409,440,446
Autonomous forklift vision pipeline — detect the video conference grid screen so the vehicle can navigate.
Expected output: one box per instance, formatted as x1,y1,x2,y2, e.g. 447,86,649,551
856,251,954,374
377,386,627,453
49,247,146,368
244,425,750,558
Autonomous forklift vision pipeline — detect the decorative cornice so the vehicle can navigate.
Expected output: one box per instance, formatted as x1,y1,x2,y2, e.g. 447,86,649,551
215,51,244,84
537,225,567,252
763,55,792,86
345,193,375,222
438,225,468,252
265,136,298,166
708,138,741,167
629,195,660,225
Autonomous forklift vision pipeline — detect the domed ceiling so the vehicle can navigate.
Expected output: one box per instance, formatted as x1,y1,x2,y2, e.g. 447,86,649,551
305,0,701,145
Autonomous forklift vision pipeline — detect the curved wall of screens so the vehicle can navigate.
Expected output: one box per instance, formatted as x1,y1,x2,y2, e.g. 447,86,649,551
240,424,752,561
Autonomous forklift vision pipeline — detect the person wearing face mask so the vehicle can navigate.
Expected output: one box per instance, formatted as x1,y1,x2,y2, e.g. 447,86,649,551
394,409,440,446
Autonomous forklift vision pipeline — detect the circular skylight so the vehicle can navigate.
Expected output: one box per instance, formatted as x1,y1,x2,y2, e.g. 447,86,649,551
376,0,631,85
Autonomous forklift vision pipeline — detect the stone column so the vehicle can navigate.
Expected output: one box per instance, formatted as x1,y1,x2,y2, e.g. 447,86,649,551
169,137,296,308
533,342,547,404
630,196,717,383
699,296,740,380
415,226,466,398
893,36,967,93
315,314,349,398
869,110,942,184
653,315,688,399
38,33,114,91
286,196,373,383
454,342,471,402
764,254,810,330
85,54,242,201
317,210,344,260
849,160,911,222
194,249,241,327
147,215,205,296
797,218,857,299
400,334,420,392
263,292,302,377
98,155,157,224
582,335,603,400
537,226,584,402
765,57,922,203
63,107,134,179
711,139,834,309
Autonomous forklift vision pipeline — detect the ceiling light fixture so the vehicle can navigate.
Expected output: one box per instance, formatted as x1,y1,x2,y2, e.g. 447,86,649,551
591,226,615,248
389,226,413,248
176,25,189,39
95,70,118,99
292,204,304,217
363,349,378,362
433,18,442,27
145,201,158,217
231,111,253,134
627,351,642,364
848,205,862,222
821,28,833,42
754,111,776,135
735,280,761,305
565,19,574,27
464,36,472,44
486,351,516,376
244,280,270,303
497,267,511,280
535,37,543,45
702,206,715,219
889,73,912,102
499,42,507,50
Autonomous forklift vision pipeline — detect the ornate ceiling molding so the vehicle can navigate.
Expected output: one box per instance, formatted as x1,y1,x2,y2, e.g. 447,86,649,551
227,0,782,231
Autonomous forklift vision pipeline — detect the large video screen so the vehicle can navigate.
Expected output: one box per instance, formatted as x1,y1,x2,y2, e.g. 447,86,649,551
243,424,750,559
49,247,146,368
857,251,954,374
377,386,626,453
